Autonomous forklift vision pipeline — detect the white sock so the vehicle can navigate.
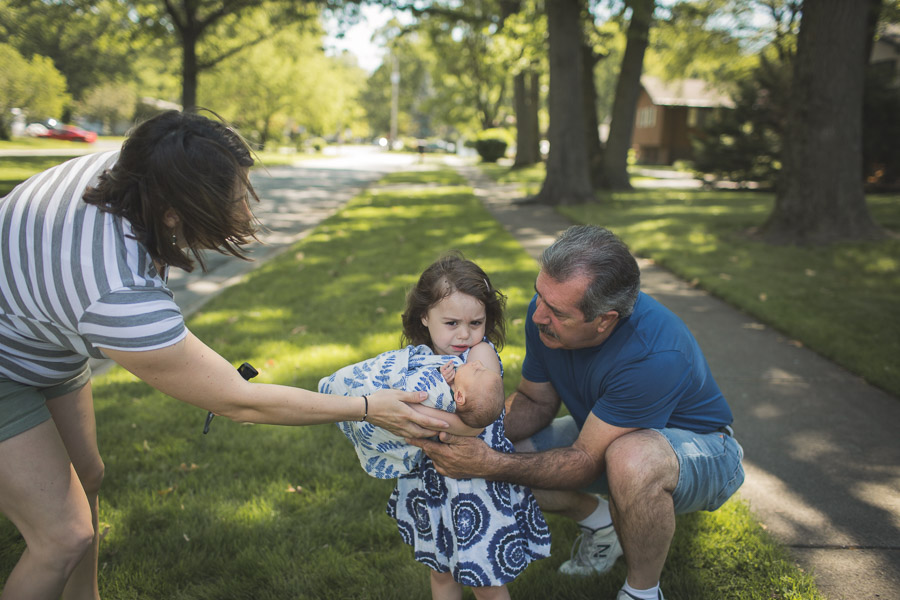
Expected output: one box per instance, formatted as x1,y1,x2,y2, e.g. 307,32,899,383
577,495,612,531
621,580,661,600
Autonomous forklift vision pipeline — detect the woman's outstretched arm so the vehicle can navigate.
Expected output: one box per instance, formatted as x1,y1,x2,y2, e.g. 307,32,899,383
101,330,449,438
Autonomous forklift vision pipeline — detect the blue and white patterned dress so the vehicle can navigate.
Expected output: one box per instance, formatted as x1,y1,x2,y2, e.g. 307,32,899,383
386,344,551,587
321,345,463,479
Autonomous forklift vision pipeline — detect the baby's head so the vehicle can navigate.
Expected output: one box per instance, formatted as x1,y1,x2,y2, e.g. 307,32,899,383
450,360,505,428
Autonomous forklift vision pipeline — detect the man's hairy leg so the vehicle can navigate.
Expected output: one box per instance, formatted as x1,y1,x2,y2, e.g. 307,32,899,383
530,488,600,521
606,430,679,590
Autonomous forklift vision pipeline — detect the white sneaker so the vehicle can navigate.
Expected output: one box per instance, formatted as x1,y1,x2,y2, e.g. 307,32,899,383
617,588,665,600
558,525,623,576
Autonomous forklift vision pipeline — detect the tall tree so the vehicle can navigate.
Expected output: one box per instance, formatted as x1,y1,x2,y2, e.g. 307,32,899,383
583,40,605,188
499,0,545,167
761,0,884,243
513,70,542,166
0,0,140,100
135,0,319,109
598,0,654,190
0,43,69,139
643,0,755,85
580,10,618,189
416,2,517,132
199,23,366,147
533,0,594,205
384,0,543,160
360,28,435,139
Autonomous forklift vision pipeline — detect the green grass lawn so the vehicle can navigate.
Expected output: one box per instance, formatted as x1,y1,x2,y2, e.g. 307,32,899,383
0,156,78,196
0,173,822,598
482,163,900,399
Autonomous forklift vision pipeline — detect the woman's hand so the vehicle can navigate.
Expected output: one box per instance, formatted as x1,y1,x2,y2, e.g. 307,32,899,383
407,404,483,438
366,389,450,438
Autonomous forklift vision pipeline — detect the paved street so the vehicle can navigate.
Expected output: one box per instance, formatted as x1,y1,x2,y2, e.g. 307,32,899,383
167,146,421,316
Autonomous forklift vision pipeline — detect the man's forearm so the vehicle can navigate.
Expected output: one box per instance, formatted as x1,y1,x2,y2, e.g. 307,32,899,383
483,445,601,490
504,390,558,442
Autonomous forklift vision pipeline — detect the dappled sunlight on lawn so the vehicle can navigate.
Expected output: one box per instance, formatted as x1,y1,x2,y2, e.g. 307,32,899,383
189,307,290,330
223,496,278,526
245,335,407,388
0,168,837,599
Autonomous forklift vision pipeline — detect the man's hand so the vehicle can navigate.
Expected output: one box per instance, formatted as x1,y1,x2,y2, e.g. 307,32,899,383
407,432,493,479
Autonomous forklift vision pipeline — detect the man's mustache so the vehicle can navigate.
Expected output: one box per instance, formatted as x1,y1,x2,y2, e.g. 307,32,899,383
538,324,558,340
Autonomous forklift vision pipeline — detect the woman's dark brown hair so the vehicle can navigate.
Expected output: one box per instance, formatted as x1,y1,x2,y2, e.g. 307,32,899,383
401,252,507,351
82,109,259,272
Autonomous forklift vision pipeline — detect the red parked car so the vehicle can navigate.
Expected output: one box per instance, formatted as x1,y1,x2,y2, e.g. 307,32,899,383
27,120,98,143
44,124,98,143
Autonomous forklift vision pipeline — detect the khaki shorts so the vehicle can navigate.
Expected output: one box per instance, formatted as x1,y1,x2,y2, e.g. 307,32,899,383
0,366,92,442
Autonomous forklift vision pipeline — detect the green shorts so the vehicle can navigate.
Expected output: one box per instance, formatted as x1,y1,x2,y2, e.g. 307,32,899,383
0,366,92,442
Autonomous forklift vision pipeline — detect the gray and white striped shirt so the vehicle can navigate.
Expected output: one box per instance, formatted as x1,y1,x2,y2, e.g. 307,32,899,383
0,151,186,386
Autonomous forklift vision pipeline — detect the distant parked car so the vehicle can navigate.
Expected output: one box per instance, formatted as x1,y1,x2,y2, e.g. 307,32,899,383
46,124,98,143
24,123,49,137
27,120,97,143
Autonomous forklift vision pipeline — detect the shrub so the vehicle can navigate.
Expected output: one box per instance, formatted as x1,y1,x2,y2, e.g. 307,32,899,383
474,128,514,163
0,44,70,140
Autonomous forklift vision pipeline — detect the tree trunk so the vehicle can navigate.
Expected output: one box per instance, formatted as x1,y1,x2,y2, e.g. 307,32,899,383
583,43,604,189
762,0,883,244
181,28,198,110
600,0,654,190
513,70,542,167
534,0,593,205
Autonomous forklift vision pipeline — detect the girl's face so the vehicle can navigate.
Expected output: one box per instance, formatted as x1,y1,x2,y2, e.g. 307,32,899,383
422,291,487,356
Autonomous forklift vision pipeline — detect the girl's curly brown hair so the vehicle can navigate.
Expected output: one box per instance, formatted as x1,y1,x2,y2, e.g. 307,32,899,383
401,252,506,351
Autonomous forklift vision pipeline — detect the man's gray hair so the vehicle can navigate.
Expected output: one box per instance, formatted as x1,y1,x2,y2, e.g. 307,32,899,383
540,225,641,320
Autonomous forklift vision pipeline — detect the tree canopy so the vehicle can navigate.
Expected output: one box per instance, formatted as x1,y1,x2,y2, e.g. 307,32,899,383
0,43,69,139
2,0,897,246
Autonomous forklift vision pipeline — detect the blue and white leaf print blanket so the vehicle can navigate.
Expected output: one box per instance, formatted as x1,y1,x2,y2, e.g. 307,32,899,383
319,345,461,479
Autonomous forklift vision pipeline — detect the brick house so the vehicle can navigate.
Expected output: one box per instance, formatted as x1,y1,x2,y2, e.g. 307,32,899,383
631,75,733,165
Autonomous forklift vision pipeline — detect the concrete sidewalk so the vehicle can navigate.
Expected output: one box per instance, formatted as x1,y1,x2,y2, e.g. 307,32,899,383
454,164,900,600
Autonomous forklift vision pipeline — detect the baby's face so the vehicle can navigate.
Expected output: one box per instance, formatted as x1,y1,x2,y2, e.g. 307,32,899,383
453,360,494,397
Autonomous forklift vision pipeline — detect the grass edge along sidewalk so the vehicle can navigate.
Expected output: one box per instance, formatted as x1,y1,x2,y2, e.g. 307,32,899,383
0,168,821,599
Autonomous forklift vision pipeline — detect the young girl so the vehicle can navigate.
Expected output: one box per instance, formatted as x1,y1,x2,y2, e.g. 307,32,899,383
388,253,551,600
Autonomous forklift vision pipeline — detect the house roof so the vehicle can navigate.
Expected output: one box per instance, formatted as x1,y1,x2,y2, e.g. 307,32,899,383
640,76,734,109
875,22,900,50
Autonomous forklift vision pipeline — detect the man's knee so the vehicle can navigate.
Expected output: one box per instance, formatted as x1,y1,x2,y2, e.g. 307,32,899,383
605,430,678,499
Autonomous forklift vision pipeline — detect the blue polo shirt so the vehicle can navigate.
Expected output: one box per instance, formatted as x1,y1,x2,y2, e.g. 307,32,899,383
521,292,732,433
